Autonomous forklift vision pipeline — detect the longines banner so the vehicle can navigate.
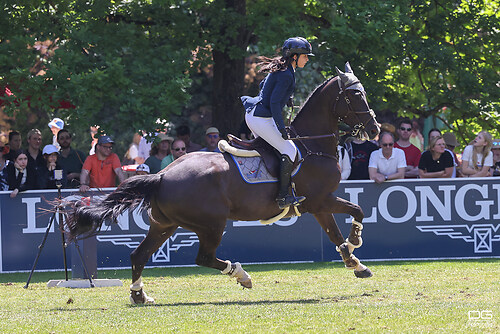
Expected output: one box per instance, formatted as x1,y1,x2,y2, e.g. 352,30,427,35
0,178,499,273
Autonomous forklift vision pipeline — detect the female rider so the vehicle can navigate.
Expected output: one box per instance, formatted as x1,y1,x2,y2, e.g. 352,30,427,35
241,37,313,209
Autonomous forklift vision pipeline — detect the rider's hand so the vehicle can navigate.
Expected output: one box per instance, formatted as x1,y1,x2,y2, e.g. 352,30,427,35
279,128,288,140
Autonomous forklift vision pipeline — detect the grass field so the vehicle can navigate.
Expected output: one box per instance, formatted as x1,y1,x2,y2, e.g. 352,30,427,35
0,259,498,333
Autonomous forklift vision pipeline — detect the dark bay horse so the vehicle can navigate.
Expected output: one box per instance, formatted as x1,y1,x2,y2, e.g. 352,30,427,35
66,62,380,304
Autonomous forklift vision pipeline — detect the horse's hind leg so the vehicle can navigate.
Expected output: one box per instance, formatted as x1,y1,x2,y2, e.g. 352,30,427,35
314,206,372,278
130,223,178,304
194,222,252,288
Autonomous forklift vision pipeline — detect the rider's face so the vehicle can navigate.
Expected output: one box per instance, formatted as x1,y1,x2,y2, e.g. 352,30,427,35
295,54,309,68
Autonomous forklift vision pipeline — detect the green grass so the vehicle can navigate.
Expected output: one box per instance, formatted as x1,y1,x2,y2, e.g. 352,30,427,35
0,259,498,333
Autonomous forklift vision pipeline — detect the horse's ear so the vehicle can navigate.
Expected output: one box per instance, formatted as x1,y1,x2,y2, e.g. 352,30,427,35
335,66,343,76
344,62,353,73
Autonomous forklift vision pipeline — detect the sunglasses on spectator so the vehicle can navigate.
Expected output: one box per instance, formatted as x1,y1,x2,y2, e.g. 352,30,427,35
493,142,500,146
58,136,71,140
399,127,412,132
207,134,219,139
101,145,113,149
382,143,394,147
174,147,186,152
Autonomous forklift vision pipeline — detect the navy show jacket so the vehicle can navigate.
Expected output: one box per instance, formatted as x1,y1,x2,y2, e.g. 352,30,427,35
241,65,295,130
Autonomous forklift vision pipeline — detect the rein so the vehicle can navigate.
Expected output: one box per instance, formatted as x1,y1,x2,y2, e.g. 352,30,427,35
285,77,372,162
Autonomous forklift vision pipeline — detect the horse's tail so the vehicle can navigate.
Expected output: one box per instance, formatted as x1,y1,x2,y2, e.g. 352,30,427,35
65,173,163,241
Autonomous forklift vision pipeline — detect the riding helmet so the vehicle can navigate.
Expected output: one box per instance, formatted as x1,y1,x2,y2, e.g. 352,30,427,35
282,37,314,57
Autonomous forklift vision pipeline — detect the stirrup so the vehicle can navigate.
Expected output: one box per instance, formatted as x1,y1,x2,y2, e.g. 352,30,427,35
276,195,305,209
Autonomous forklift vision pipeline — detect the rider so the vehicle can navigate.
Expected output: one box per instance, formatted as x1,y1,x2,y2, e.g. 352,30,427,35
241,37,314,209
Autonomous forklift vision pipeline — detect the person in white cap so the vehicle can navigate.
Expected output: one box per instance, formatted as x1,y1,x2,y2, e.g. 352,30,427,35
36,144,66,189
48,117,64,150
145,133,174,173
135,164,150,175
200,127,221,153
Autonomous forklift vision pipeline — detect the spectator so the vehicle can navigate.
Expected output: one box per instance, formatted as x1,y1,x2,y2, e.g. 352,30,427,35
490,139,500,176
394,118,421,178
6,149,37,198
427,128,457,177
79,135,126,193
338,145,351,180
418,136,454,178
176,125,202,153
409,120,424,151
26,129,45,174
137,133,153,162
380,123,396,137
145,133,174,173
57,129,87,188
443,132,462,177
161,139,187,169
200,127,222,153
368,132,406,183
4,131,22,162
123,133,144,165
48,117,64,150
135,163,150,175
0,141,9,191
461,131,493,177
89,125,99,155
36,145,67,189
344,138,379,180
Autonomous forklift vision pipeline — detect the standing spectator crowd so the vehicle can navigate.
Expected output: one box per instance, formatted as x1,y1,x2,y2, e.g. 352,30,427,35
0,120,223,197
1,116,498,198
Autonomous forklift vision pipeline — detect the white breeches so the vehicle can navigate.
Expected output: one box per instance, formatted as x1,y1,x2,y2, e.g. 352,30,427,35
245,108,297,161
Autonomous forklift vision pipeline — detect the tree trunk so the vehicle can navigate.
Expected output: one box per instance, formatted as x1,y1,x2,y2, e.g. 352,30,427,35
211,0,249,137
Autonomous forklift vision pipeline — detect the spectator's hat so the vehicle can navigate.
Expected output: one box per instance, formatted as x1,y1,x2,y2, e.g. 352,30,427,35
136,164,150,173
97,135,114,145
206,127,219,135
42,144,59,155
443,132,459,148
156,133,174,142
48,118,64,130
380,123,396,134
492,139,500,149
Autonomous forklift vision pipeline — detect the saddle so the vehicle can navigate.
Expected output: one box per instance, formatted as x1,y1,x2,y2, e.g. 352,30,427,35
227,134,300,178
226,134,281,177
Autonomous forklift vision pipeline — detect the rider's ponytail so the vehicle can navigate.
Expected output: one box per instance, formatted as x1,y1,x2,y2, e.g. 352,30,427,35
257,55,294,73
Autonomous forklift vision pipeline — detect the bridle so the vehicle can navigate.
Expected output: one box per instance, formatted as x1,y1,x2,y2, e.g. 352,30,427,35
288,77,376,162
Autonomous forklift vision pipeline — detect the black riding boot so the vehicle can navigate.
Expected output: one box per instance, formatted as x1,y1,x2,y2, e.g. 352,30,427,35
276,154,305,209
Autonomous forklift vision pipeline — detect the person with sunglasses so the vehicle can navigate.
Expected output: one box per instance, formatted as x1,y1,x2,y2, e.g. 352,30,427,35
394,118,421,178
79,135,126,193
200,127,222,153
368,132,406,183
161,139,187,169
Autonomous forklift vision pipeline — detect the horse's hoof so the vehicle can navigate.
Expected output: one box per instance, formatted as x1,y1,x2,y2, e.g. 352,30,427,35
354,268,373,278
238,278,252,289
129,289,155,304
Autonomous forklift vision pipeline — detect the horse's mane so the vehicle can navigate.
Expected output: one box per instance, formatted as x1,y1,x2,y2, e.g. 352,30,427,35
292,76,338,122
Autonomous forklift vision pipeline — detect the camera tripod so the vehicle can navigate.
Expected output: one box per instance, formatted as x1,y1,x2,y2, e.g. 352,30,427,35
24,183,95,288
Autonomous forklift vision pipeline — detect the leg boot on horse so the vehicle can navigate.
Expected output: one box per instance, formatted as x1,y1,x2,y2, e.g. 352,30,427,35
276,154,305,209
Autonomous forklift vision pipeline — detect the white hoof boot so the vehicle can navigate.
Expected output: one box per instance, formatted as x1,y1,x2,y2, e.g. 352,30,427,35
347,219,363,251
221,260,252,288
129,277,155,304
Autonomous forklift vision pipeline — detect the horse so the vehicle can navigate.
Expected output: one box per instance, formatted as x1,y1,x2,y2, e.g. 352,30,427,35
65,62,380,304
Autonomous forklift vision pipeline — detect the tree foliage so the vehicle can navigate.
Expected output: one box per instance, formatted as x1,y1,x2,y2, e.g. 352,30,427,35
1,0,498,151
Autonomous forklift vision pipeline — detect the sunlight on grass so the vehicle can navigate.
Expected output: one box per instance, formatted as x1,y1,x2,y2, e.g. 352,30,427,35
0,260,498,333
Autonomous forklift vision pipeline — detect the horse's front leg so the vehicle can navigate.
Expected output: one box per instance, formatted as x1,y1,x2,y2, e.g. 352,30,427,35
313,194,372,278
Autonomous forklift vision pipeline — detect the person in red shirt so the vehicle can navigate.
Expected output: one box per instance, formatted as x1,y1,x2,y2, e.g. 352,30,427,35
394,118,421,178
79,135,126,192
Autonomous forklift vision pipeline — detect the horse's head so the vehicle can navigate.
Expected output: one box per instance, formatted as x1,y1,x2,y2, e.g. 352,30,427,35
335,62,380,140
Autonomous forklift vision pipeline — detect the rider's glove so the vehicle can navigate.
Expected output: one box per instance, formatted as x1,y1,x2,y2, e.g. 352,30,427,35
286,97,294,108
279,128,289,140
